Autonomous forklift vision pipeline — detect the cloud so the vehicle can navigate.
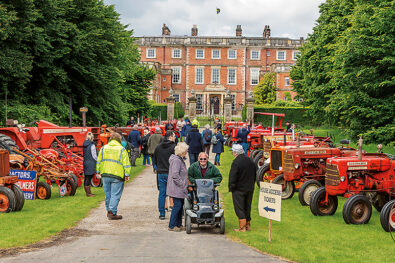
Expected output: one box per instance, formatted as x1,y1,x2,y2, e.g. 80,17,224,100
104,0,325,38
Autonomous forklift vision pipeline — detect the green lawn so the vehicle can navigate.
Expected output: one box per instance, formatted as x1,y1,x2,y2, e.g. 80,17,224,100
0,158,146,249
217,147,395,263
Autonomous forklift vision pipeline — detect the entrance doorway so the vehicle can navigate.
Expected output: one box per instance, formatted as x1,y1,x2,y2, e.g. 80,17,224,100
209,94,220,115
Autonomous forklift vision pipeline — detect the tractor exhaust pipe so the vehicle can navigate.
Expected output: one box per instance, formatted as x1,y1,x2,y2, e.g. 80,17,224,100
358,136,363,160
297,134,300,148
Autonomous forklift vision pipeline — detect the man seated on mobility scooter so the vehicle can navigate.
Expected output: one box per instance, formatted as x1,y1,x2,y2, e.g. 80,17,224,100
185,152,224,234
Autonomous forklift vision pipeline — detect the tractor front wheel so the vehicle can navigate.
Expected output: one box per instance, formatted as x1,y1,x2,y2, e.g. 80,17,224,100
310,187,338,216
11,184,25,211
253,151,264,171
36,182,52,200
298,180,322,206
65,178,77,196
249,150,260,160
272,174,295,199
0,186,16,213
380,200,395,232
342,194,372,225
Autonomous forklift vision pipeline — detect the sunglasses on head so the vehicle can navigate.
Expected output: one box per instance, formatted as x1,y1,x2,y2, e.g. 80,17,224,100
199,158,207,160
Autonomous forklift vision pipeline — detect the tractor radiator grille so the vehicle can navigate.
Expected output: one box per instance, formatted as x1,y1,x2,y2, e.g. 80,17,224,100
271,150,283,171
325,164,340,186
263,141,271,158
284,153,294,173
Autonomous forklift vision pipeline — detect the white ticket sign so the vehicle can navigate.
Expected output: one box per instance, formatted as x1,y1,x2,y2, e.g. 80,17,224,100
258,182,282,222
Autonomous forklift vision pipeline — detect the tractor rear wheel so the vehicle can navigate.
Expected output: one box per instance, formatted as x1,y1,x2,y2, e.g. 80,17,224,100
272,174,295,199
0,134,19,154
36,182,52,200
11,184,25,211
249,150,259,160
380,200,395,232
253,151,264,171
298,180,322,206
65,178,77,196
256,163,274,188
342,194,372,224
0,186,16,213
310,187,338,216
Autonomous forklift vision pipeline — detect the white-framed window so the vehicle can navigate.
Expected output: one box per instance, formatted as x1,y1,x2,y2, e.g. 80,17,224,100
172,66,181,84
231,94,236,110
196,49,204,59
284,77,290,86
146,48,156,58
250,68,260,85
228,68,236,85
195,67,204,84
212,49,220,59
277,50,286,60
196,94,203,110
266,51,271,56
211,67,220,84
173,94,180,102
228,49,237,59
251,50,260,60
172,48,181,58
292,51,300,60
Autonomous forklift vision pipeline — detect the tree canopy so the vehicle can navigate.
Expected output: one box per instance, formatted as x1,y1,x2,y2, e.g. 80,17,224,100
0,0,155,126
253,72,276,104
290,0,394,144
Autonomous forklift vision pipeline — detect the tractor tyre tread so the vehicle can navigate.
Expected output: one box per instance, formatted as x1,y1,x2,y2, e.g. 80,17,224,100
380,200,395,232
342,194,372,225
0,186,16,213
11,184,25,211
36,182,52,200
298,180,322,206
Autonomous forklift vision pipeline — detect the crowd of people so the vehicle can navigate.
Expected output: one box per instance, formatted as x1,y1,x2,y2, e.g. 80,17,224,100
84,117,257,233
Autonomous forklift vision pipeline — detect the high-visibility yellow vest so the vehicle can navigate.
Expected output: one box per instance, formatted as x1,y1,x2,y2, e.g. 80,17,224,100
96,140,131,180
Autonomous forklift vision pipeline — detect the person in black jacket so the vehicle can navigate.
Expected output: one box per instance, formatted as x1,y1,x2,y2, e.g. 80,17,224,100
153,130,176,220
229,144,256,232
185,124,203,165
141,128,151,166
82,132,97,197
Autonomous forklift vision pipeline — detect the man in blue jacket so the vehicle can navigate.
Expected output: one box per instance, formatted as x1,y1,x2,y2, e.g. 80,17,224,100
127,125,141,166
185,124,203,165
236,124,250,156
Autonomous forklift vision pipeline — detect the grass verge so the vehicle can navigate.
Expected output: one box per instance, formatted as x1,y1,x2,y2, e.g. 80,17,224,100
217,147,395,263
0,157,146,249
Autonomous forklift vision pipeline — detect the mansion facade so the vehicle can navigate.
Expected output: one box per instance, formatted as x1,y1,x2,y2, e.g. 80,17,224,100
136,24,303,116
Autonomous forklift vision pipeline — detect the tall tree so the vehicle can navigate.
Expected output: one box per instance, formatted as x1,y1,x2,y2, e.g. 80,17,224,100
253,72,276,104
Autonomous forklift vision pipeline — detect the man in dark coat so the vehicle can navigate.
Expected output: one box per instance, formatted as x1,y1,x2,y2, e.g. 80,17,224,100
185,124,203,165
236,124,250,156
126,117,136,126
127,125,141,166
153,130,176,220
212,128,225,165
229,144,256,232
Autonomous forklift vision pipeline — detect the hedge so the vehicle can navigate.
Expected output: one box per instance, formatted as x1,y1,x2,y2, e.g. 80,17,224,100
149,102,185,121
174,102,185,119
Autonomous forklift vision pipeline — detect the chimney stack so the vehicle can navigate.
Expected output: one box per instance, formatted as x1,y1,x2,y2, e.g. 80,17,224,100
263,25,271,38
236,25,242,37
162,23,171,36
191,24,198,36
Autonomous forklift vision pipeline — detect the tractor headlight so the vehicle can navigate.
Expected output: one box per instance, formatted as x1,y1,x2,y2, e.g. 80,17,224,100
212,204,219,211
294,163,300,169
193,204,199,211
340,176,345,182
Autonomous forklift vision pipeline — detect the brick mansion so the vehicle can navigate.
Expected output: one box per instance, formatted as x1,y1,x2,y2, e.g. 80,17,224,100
136,24,304,116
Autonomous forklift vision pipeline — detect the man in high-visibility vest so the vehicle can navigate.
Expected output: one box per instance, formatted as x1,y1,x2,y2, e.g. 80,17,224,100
97,132,131,220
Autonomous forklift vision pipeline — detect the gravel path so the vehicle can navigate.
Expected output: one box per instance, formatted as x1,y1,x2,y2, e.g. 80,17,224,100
1,150,287,263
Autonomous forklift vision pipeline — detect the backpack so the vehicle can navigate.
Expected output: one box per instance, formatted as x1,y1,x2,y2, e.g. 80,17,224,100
204,129,212,142
211,134,218,145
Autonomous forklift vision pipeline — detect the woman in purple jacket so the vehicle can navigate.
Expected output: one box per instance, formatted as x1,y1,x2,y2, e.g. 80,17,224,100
166,142,189,231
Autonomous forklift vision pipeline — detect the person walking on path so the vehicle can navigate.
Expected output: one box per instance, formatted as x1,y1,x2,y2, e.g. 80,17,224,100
96,133,131,220
202,124,213,157
182,120,192,142
148,128,163,172
236,124,250,156
185,124,203,165
228,144,256,232
82,132,97,197
188,152,222,184
212,128,225,166
153,130,176,220
166,142,189,231
141,128,151,167
127,125,141,166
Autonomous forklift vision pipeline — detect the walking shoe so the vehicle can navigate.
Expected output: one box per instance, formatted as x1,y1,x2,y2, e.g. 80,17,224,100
234,219,246,232
108,212,122,220
168,227,182,232
107,211,111,218
159,215,165,220
177,226,186,231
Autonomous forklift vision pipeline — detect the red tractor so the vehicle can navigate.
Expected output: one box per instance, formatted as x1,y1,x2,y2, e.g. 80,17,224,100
309,139,395,225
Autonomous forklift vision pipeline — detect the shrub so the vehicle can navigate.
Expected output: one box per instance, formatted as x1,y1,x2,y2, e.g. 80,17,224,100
150,103,167,120
174,102,185,119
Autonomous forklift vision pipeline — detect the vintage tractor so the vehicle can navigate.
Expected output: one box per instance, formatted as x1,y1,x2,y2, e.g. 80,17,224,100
309,138,395,225
0,149,25,212
281,142,356,206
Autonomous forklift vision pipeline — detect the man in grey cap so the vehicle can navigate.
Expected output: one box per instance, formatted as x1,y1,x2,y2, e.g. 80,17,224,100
147,127,163,172
229,144,257,232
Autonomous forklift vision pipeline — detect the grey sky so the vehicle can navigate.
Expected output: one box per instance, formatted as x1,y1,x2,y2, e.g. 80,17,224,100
103,0,325,39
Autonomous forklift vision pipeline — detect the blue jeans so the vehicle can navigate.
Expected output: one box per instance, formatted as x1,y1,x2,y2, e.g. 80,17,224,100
158,173,168,217
103,177,124,215
169,197,184,228
241,142,248,156
189,153,199,166
215,153,221,164
143,154,150,165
